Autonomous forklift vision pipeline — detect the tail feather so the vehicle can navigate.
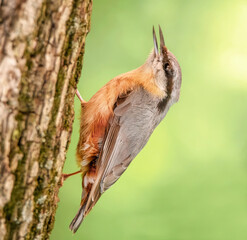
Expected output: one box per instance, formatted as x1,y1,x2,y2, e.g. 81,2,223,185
69,204,86,233
69,182,102,233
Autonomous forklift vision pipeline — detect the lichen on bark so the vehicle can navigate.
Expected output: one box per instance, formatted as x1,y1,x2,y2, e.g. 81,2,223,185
0,0,92,239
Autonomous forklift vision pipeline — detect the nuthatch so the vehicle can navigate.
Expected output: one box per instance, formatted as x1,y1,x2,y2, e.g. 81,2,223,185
64,26,182,233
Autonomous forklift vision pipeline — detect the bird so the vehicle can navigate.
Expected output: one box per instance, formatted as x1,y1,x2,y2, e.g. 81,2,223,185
65,26,182,233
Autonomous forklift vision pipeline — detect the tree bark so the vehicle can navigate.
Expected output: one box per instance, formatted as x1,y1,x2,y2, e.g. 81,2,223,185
0,0,92,239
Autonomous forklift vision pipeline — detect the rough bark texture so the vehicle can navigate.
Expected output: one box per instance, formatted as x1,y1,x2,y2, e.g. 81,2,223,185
0,0,92,239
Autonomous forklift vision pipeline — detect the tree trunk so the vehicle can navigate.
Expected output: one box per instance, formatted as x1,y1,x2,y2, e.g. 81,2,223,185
0,0,92,239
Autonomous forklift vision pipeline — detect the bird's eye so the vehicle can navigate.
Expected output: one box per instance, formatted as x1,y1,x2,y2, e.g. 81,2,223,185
164,63,170,71
164,62,173,75
164,63,169,70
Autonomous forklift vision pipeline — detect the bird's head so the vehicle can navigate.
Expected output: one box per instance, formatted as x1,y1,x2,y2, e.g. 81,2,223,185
145,26,182,103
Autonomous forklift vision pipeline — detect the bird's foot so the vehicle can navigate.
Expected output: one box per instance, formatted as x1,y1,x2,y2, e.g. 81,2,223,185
75,89,86,104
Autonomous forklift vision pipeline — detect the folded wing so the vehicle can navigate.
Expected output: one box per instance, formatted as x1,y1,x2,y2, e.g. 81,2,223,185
84,87,158,215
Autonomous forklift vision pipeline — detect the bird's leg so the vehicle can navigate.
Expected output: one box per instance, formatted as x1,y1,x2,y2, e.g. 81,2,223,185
75,89,86,104
60,170,82,187
62,170,82,181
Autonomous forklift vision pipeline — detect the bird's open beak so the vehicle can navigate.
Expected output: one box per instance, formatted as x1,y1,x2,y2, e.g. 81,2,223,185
159,25,165,51
153,26,159,56
153,25,168,58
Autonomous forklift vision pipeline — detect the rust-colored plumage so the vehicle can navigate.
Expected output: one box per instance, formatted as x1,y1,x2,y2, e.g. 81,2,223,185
67,26,182,233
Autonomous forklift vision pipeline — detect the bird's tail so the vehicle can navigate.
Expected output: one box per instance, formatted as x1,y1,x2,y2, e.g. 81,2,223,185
69,180,102,233
69,203,86,233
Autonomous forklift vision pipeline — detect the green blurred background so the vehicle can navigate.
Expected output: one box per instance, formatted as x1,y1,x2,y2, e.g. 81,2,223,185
51,0,247,239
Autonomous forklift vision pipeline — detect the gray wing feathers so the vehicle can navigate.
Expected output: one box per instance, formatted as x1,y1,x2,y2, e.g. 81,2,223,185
102,155,132,190
100,88,158,193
